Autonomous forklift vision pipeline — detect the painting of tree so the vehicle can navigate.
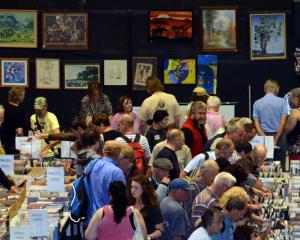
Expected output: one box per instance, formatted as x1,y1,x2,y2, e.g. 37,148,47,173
250,13,286,60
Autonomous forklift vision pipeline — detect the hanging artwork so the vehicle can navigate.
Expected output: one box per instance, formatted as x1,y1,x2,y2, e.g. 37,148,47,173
0,58,29,87
132,57,157,91
36,59,60,89
199,6,239,52
104,60,127,86
150,11,193,40
163,59,196,84
64,64,100,89
197,55,218,94
250,13,286,60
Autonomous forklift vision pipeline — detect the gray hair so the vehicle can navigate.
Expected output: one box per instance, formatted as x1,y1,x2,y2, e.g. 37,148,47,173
207,96,221,108
239,117,252,126
253,144,267,154
264,79,279,94
199,160,219,174
214,172,236,188
226,118,243,134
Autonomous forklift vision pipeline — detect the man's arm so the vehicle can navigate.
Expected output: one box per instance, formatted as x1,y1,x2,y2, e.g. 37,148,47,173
253,119,265,136
181,128,193,149
274,115,287,145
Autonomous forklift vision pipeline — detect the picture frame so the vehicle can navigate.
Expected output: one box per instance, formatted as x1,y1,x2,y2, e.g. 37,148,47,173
164,58,196,84
42,12,88,50
250,13,286,60
36,59,60,89
132,57,158,91
64,64,100,89
150,11,193,40
199,6,239,52
0,58,29,87
104,60,127,86
0,10,37,48
197,55,218,94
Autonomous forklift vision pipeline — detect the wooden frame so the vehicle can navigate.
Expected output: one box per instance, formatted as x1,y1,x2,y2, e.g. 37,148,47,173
64,64,100,89
0,10,37,48
132,57,157,91
199,6,239,52
0,58,29,87
250,13,286,60
42,12,88,50
36,59,60,89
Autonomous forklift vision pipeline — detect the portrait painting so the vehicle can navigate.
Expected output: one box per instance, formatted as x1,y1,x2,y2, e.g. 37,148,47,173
36,59,60,89
42,12,88,50
64,64,100,89
104,60,127,86
0,10,37,48
132,57,157,90
197,55,218,94
164,59,196,84
200,6,239,52
250,13,286,60
1,58,28,87
150,11,193,40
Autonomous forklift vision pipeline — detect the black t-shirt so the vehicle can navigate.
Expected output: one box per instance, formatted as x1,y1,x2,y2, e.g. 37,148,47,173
156,146,180,180
140,205,163,236
145,127,166,151
3,103,27,147
103,130,122,141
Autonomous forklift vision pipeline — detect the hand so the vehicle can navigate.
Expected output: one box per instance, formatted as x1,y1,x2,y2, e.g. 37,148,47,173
10,186,20,194
39,148,49,157
161,177,170,185
259,164,269,172
20,150,32,159
35,133,48,140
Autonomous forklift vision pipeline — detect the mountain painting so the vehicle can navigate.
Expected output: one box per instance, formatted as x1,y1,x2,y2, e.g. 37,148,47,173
150,11,192,40
0,10,37,48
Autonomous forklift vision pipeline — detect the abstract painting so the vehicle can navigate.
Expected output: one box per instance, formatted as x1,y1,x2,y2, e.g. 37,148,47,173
250,13,286,60
0,10,37,48
36,59,60,89
164,59,196,84
150,11,193,40
200,6,239,52
1,58,28,87
197,55,218,94
64,64,100,89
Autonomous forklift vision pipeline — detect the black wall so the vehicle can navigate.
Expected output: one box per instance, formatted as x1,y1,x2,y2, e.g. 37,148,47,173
0,0,298,130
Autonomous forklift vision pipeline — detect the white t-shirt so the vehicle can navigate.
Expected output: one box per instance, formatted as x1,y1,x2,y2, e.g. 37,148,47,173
184,151,216,173
188,227,211,240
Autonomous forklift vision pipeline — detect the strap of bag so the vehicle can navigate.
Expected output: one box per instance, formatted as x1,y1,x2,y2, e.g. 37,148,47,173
121,135,132,143
134,134,140,143
35,115,51,145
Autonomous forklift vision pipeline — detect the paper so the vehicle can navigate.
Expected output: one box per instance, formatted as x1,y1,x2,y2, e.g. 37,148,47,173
47,167,64,192
28,209,48,237
15,137,41,159
250,135,264,149
61,141,76,158
10,226,30,240
0,155,14,175
264,136,274,159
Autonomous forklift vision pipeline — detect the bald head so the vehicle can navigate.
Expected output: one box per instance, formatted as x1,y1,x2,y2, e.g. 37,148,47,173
166,128,185,151
118,113,134,134
252,144,267,166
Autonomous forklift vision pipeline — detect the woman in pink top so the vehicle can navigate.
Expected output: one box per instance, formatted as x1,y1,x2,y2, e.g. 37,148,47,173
85,181,147,240
206,96,225,137
111,96,140,133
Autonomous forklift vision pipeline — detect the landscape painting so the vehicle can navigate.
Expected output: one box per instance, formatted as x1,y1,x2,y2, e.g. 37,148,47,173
164,59,196,84
250,13,286,60
0,10,37,48
197,55,218,94
64,64,100,89
36,59,60,89
200,6,239,52
43,12,88,50
1,58,28,87
150,11,193,40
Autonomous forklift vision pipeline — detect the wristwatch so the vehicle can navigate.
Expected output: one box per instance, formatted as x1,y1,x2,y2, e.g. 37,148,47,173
147,235,151,240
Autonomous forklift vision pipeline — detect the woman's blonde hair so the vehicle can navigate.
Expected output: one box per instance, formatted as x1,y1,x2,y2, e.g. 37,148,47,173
218,186,250,208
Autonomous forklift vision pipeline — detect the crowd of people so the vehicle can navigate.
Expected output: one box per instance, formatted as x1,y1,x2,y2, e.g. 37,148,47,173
0,76,300,240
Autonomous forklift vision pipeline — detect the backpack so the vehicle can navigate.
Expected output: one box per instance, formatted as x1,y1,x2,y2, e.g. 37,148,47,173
69,159,98,223
121,134,147,174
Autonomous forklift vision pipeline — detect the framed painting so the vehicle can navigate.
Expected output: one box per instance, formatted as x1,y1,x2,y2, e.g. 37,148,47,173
163,58,196,84
0,58,29,87
250,13,286,60
42,12,88,50
0,10,37,48
64,64,100,89
199,6,239,52
36,59,60,89
104,60,127,86
132,57,157,91
150,11,193,40
197,55,218,94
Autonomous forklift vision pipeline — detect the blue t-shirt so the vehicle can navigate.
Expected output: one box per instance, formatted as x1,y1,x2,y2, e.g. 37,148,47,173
211,215,234,240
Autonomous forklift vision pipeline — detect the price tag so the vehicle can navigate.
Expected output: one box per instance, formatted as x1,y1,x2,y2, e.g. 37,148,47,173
47,167,64,192
0,155,14,175
10,226,30,240
61,141,76,158
28,209,48,237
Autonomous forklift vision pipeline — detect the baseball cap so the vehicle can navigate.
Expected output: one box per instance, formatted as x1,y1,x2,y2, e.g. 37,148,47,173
192,87,209,96
169,178,195,191
153,158,173,171
34,97,47,110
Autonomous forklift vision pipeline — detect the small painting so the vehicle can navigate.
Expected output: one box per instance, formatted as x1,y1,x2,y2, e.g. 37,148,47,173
164,59,196,84
250,13,286,60
42,12,88,50
64,64,100,89
132,57,157,91
104,60,127,86
200,6,239,52
1,58,28,87
197,55,218,94
0,10,37,48
150,11,193,40
36,59,60,89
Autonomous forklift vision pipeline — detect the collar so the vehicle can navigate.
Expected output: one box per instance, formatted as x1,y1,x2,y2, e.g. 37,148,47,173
102,156,118,166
